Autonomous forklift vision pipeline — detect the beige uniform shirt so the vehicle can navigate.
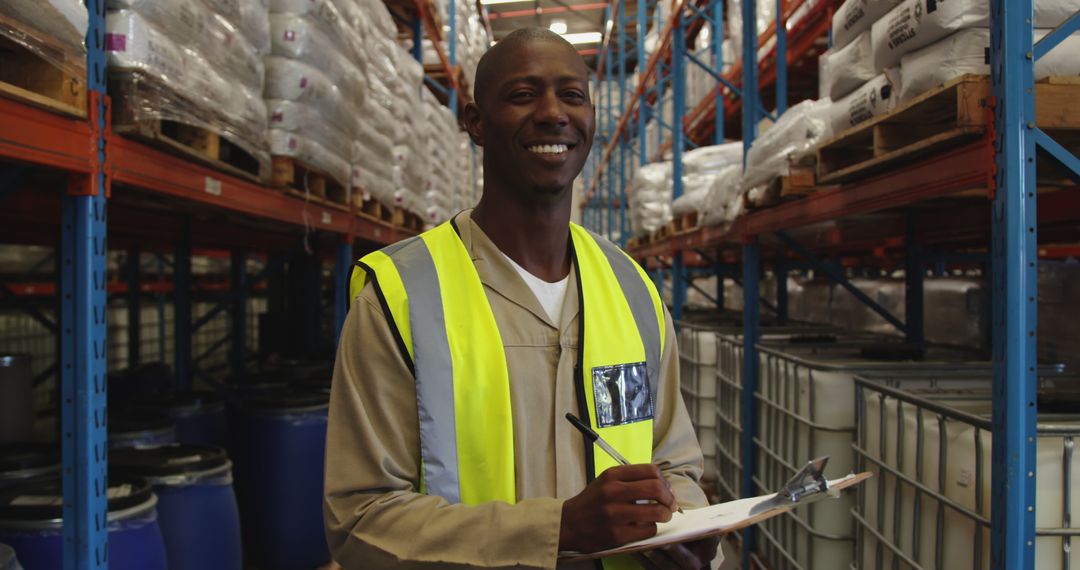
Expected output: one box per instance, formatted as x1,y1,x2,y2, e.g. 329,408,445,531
324,211,708,569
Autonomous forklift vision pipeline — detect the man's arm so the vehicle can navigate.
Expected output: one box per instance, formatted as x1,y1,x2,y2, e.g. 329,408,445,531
323,288,565,569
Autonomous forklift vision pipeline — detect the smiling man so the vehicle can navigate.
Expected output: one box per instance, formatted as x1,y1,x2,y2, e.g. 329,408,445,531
324,28,719,569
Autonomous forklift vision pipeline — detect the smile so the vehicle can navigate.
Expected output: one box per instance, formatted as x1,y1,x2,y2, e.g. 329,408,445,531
526,144,572,155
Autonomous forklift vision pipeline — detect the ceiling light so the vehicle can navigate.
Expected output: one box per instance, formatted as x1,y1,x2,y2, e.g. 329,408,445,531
562,32,602,45
549,18,568,35
479,0,531,5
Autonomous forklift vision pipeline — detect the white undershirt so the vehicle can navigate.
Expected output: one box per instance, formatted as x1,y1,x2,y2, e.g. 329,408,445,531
498,250,570,325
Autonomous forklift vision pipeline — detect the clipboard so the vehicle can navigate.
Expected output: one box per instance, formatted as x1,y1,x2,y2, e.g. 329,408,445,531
558,457,872,563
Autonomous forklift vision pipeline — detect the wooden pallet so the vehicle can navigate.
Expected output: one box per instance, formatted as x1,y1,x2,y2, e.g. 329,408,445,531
669,211,700,235
817,74,1080,184
358,197,395,224
271,156,350,207
111,77,270,183
816,75,991,184
0,15,86,117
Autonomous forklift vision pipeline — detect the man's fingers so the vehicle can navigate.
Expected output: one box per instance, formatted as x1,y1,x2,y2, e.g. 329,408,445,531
601,463,665,482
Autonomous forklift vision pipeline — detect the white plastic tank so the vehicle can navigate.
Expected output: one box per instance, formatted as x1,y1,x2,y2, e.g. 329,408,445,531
855,372,1079,570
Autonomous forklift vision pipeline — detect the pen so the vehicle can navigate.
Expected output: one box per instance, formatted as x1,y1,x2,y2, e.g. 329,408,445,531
564,413,683,514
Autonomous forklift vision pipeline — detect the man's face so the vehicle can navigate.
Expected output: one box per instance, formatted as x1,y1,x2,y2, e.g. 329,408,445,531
469,39,595,201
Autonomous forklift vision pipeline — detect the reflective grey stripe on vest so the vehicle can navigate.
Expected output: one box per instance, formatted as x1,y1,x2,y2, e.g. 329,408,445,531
383,237,462,504
589,233,662,396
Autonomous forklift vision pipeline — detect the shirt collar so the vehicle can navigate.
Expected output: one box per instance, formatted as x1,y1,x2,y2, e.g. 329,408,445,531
453,210,579,333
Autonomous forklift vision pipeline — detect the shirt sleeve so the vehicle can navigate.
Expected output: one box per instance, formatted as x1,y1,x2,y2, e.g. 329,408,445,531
651,306,710,510
323,285,565,570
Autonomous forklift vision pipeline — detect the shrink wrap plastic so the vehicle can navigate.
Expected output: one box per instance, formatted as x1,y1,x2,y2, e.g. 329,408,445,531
105,10,269,166
269,130,351,188
701,165,745,228
899,28,1080,101
742,99,833,194
109,0,264,90
826,70,900,135
630,162,673,235
269,13,366,104
682,142,744,175
0,0,87,77
870,0,1080,71
818,31,878,100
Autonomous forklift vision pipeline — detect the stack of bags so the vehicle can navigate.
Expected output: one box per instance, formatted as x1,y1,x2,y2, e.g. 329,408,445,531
670,142,743,227
741,98,833,205
104,0,270,168
265,0,367,193
417,0,491,92
1,0,87,78
819,0,1080,136
418,87,466,223
629,161,673,236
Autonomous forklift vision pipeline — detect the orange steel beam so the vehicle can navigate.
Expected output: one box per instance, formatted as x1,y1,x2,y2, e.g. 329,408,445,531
0,96,93,173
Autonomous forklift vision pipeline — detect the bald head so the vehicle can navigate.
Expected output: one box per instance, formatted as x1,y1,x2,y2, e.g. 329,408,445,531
473,27,584,105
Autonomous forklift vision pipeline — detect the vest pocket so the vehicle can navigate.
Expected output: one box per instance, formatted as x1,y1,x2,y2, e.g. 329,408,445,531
591,362,653,427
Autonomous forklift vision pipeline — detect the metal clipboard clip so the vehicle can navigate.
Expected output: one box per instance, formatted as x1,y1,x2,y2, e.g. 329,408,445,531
748,456,837,516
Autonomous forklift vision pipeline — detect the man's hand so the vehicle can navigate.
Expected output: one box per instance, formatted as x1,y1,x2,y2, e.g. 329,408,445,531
635,536,721,570
559,464,679,553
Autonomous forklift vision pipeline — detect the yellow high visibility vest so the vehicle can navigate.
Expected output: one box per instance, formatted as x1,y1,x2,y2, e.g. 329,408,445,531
351,219,665,568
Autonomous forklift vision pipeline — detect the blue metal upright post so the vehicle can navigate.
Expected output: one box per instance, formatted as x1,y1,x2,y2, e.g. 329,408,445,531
61,0,108,565
775,0,787,114
230,250,248,378
740,239,762,568
126,244,140,367
334,238,352,345
411,15,422,63
712,0,725,143
671,16,687,323
989,0,1038,567
742,0,760,158
617,1,628,245
905,217,924,345
604,16,615,241
448,0,458,114
175,217,192,390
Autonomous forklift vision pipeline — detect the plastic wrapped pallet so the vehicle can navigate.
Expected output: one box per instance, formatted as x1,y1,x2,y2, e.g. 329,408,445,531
830,0,904,50
269,130,351,189
827,70,900,135
105,10,269,166
263,57,362,140
682,142,743,175
871,0,1080,72
0,0,87,77
203,0,269,54
899,27,1080,101
819,30,878,100
269,14,366,104
700,165,744,227
742,99,833,194
671,173,717,216
630,162,673,235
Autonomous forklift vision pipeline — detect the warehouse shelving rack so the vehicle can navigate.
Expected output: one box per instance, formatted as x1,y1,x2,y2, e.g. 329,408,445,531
0,0,469,566
583,0,1080,568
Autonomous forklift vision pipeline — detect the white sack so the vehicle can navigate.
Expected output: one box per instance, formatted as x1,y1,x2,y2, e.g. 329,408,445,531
682,142,744,175
831,0,904,50
827,70,901,136
742,98,833,192
899,27,1080,101
872,0,1080,72
819,31,878,100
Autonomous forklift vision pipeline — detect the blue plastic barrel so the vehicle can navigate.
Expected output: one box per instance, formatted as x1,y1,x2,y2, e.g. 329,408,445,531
141,391,228,447
230,390,329,570
110,414,177,449
0,542,23,570
111,443,242,570
0,475,168,570
0,444,58,490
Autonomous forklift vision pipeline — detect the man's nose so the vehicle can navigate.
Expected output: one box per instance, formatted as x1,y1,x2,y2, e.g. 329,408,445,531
534,92,569,126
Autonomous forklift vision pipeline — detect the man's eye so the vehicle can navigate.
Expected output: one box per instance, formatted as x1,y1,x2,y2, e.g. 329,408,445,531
510,91,534,100
563,91,586,100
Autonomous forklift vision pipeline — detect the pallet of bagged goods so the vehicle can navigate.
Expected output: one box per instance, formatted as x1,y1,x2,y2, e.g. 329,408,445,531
105,1,271,182
0,3,87,117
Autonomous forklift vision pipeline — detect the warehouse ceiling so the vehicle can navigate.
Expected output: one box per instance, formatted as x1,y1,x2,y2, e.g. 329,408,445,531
483,0,645,69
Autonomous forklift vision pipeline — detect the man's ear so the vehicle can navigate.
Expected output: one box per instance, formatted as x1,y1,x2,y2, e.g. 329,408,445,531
463,101,484,147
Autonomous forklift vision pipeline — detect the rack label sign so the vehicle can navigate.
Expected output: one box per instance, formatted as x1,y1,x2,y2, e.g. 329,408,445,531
321,212,332,225
204,177,222,196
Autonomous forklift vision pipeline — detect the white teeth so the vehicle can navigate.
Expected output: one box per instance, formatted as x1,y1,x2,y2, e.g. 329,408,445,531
528,144,569,154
